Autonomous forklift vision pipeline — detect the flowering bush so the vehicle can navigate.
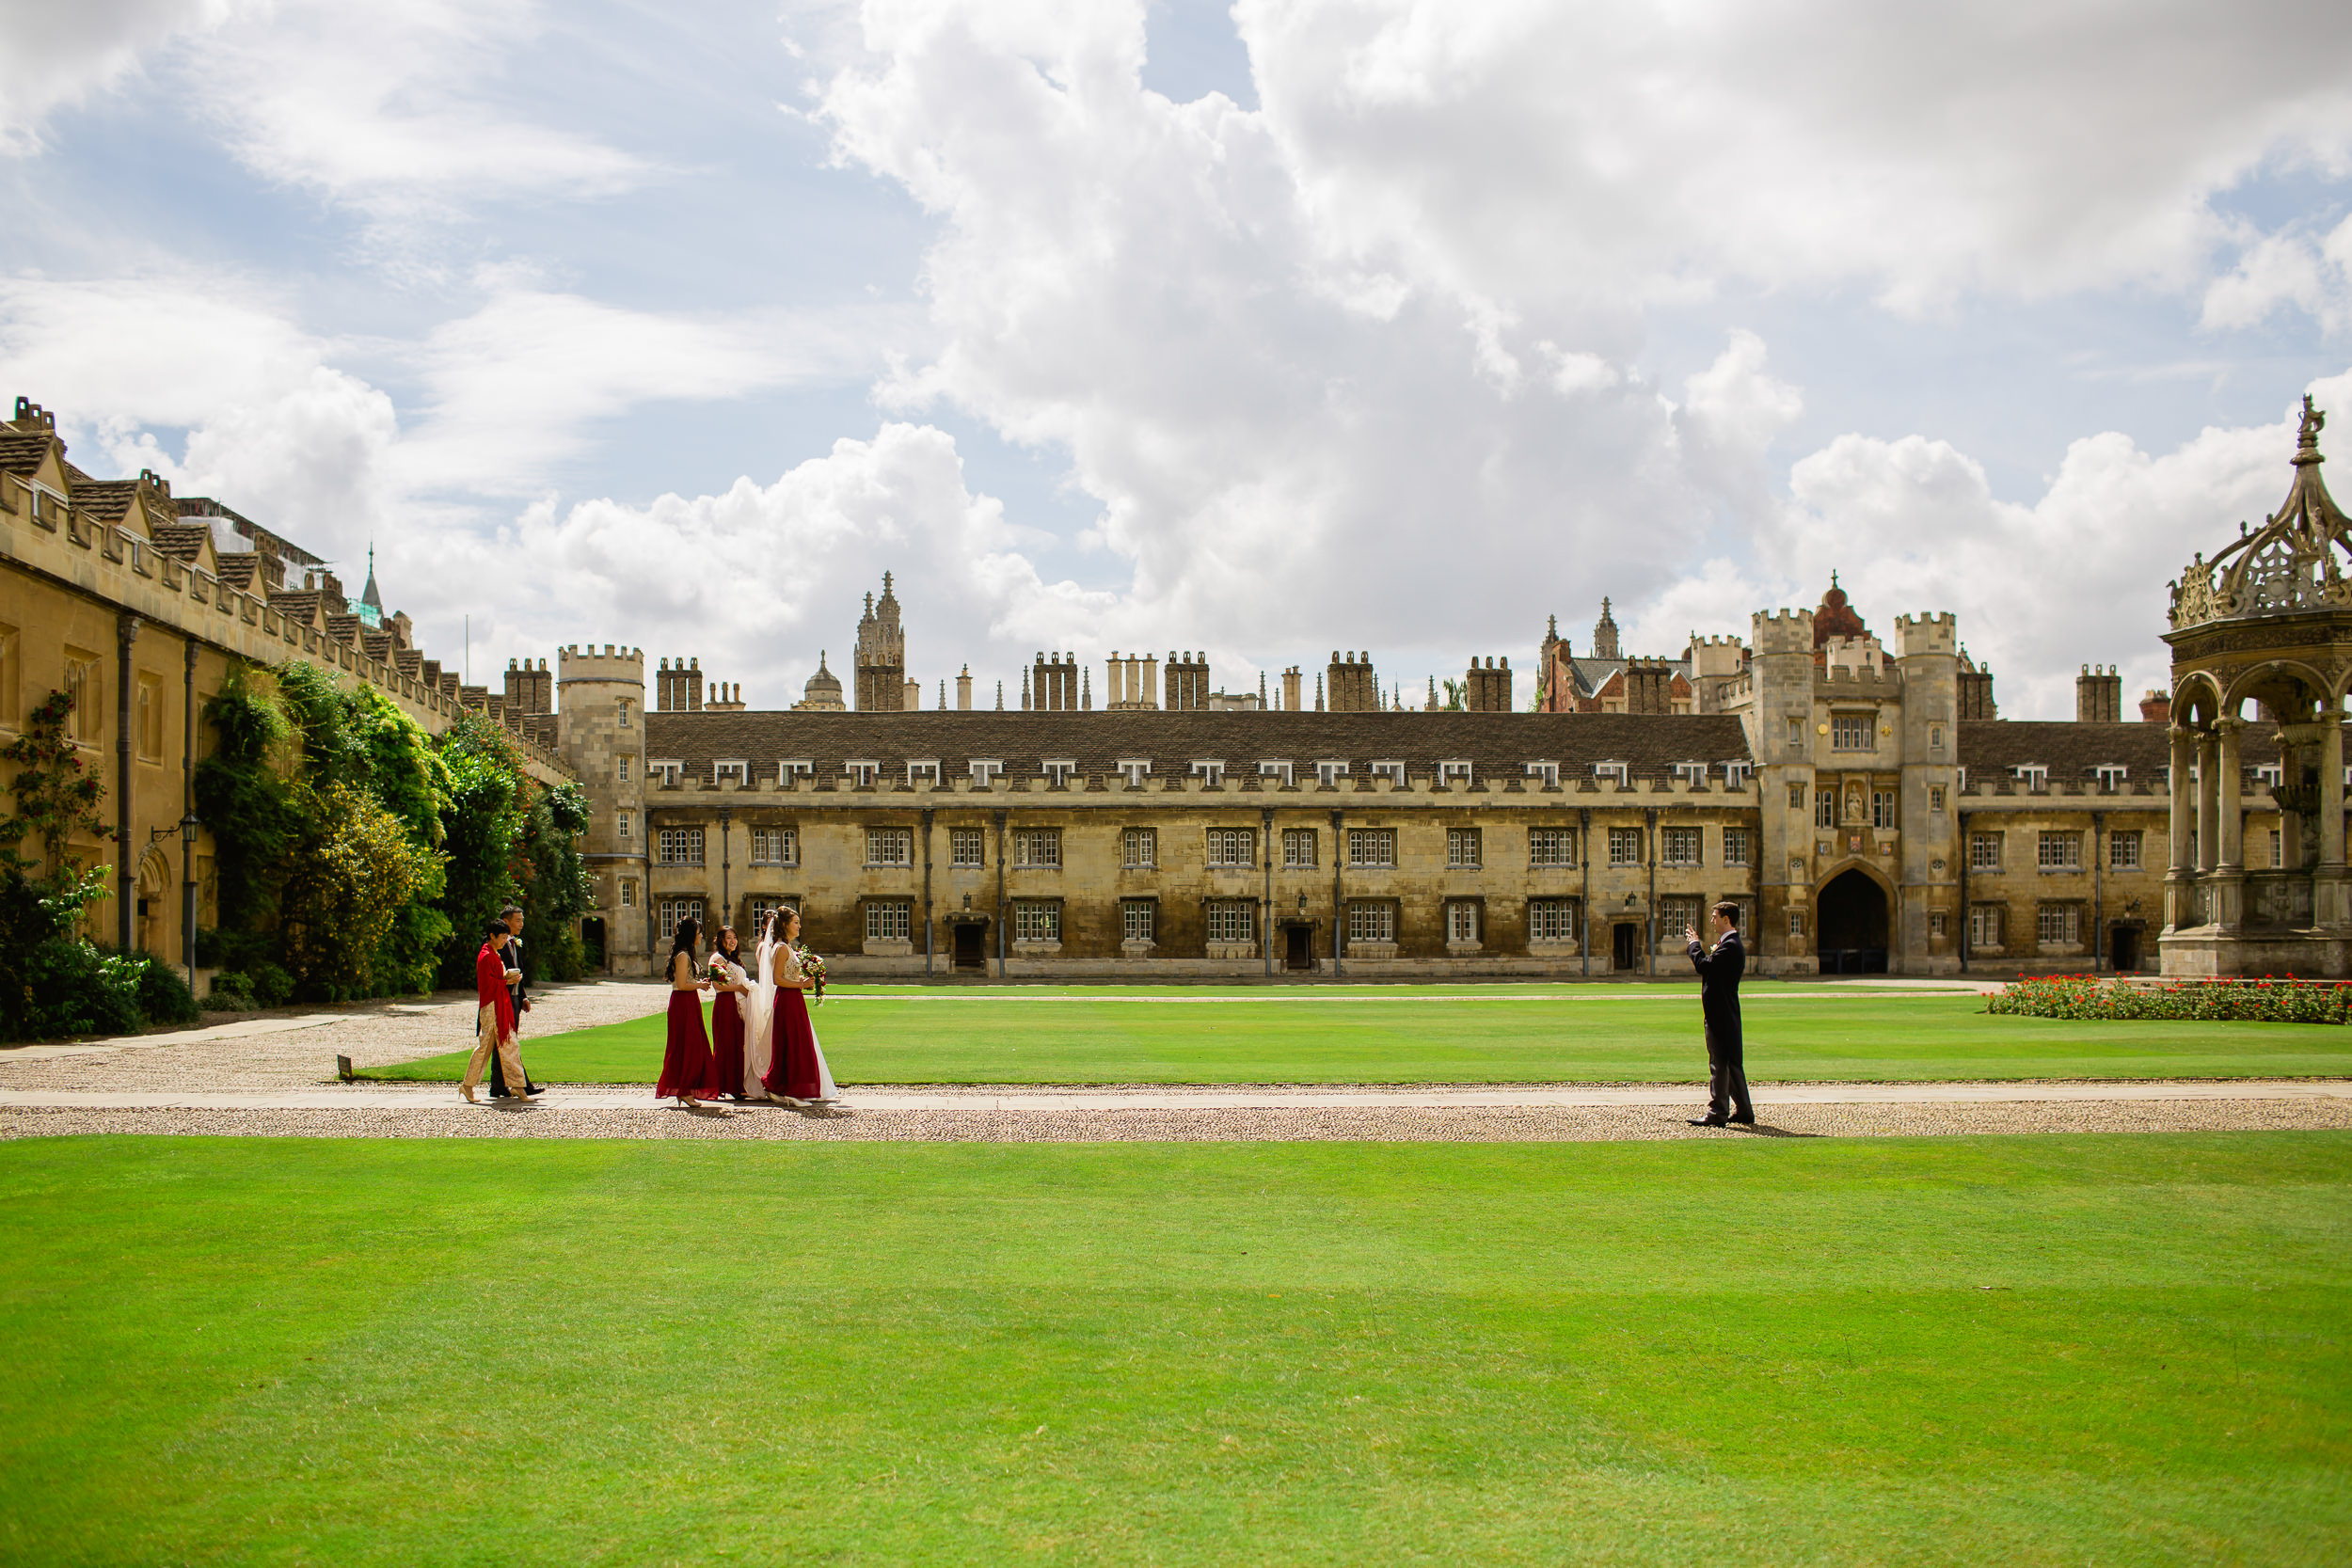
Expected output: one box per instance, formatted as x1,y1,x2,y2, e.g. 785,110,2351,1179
1986,974,2352,1024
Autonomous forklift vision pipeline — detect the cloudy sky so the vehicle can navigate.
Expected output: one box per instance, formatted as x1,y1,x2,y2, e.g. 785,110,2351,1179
5,0,2351,718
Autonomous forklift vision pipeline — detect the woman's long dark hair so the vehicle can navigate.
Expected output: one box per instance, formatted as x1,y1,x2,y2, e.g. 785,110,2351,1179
671,917,699,960
718,926,740,960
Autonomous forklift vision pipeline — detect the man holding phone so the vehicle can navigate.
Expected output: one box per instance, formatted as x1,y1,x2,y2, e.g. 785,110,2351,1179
1683,900,1753,1127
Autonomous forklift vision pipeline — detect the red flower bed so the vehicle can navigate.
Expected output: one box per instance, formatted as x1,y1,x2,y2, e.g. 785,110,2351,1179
1984,974,2352,1024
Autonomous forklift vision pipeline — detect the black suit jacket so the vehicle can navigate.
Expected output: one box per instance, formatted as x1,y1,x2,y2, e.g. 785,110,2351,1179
508,933,527,1012
1687,929,1744,1051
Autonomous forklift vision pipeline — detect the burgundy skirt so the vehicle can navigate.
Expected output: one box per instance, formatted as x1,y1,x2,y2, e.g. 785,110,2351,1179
762,986,822,1101
656,990,718,1101
709,991,745,1099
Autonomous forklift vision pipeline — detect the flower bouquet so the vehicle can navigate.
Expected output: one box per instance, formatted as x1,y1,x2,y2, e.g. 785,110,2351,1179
799,946,828,1002
703,955,738,988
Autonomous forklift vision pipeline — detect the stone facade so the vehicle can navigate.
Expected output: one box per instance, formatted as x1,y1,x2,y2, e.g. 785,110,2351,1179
555,575,2201,979
0,395,575,976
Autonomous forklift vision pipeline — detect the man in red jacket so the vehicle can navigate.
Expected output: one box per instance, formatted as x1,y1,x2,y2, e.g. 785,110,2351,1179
462,920,533,1104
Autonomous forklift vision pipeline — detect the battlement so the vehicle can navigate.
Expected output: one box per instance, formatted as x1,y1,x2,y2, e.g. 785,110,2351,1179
557,643,646,682
1893,611,1958,658
1752,608,1816,656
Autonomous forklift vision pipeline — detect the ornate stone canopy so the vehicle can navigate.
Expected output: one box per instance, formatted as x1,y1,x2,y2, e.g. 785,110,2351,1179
2170,397,2350,631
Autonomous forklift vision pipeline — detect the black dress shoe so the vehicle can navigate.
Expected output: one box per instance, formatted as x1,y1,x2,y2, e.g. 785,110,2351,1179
1728,1112,1756,1125
524,1083,548,1096
1688,1113,1729,1127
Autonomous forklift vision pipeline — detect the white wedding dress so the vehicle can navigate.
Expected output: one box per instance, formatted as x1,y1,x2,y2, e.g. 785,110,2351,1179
742,933,839,1102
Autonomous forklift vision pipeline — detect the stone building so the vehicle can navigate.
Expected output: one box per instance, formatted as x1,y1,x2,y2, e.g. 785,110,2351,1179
557,564,2211,978
0,395,575,981
851,574,905,711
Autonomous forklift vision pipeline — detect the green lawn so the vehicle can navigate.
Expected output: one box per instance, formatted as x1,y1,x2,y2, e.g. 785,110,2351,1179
374,987,2352,1084
2,1133,2345,1564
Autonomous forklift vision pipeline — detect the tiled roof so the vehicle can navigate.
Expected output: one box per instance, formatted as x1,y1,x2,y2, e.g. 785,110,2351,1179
325,613,363,645
72,480,139,525
215,554,260,592
1957,720,2279,783
641,710,1755,784
267,591,322,626
149,523,211,562
0,432,53,475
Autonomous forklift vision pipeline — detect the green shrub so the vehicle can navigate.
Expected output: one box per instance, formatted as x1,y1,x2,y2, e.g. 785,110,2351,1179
1986,974,2352,1024
204,971,256,1012
134,958,201,1027
22,940,141,1037
246,961,294,1009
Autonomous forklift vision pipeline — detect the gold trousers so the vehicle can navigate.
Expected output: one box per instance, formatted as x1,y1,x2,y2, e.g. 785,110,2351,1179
463,1004,529,1094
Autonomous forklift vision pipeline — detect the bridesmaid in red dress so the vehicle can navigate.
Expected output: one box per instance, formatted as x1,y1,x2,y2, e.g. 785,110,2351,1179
707,926,752,1101
761,908,823,1102
655,917,717,1108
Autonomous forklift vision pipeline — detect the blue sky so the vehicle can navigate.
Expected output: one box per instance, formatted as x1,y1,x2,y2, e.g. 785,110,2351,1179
4,0,2350,717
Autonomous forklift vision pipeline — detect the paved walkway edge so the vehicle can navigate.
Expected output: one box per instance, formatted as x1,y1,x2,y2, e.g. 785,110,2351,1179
4,1079,2346,1113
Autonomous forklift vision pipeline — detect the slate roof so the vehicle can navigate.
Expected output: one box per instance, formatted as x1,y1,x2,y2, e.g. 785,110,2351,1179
72,480,141,526
267,590,322,626
149,523,211,562
215,554,260,592
1957,720,2278,785
641,710,1756,784
0,433,53,475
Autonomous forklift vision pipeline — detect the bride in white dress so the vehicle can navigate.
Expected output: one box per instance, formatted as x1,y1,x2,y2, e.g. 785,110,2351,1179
743,911,840,1104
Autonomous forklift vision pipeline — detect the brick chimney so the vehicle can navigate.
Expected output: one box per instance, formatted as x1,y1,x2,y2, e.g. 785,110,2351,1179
2139,689,2171,724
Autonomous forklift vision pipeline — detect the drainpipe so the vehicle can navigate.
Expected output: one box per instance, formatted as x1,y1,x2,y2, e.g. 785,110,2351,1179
1580,806,1591,978
1957,807,1970,973
116,614,139,952
922,807,934,977
1330,808,1344,976
1261,806,1273,980
2092,809,2105,972
182,640,197,992
993,808,1007,979
1645,805,1658,977
717,807,731,927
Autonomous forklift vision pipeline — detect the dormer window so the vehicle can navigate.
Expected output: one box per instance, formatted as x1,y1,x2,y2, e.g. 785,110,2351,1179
1593,761,1629,787
2254,763,2283,787
1315,759,1351,787
1369,760,1406,786
1724,761,1754,788
1044,758,1078,787
906,758,941,786
1436,760,1472,786
1523,761,1561,788
2011,764,2048,792
713,759,749,786
1258,759,1295,787
778,758,814,787
846,759,880,788
2093,764,2128,792
1117,758,1152,788
969,758,1004,787
1670,761,1708,785
651,759,684,786
1191,759,1228,786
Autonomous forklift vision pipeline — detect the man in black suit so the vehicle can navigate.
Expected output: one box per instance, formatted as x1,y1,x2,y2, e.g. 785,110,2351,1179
1683,900,1754,1127
488,904,546,1099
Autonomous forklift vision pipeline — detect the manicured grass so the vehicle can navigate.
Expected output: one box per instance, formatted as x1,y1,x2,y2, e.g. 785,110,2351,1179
374,986,2352,1084
2,1133,2345,1564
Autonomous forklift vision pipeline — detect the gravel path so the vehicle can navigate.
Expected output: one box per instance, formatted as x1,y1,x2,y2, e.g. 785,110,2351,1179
0,980,667,1092
6,979,2348,1145
5,1096,2346,1144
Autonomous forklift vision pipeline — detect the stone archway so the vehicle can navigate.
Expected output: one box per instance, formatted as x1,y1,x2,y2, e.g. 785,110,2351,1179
1818,866,1889,974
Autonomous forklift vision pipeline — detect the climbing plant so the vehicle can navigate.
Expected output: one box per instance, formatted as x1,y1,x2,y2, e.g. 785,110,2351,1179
0,689,111,879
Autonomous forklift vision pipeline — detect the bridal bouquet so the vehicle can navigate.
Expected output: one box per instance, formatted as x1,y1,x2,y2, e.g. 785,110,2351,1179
703,956,737,986
799,947,828,1001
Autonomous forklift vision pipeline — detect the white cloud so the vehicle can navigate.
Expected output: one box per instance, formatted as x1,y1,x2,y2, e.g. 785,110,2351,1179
0,0,230,154
1242,0,2352,320
393,281,914,497
506,420,1112,705
2201,214,2352,336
